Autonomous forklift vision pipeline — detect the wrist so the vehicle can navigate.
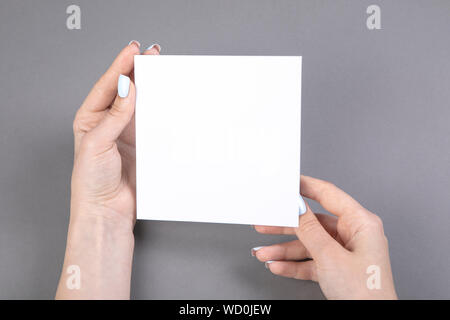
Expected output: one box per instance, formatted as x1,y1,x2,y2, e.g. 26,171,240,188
69,194,135,233
67,213,135,250
66,206,135,271
56,206,135,299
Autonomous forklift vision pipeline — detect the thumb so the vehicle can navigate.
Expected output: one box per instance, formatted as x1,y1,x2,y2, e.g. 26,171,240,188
88,74,135,146
295,197,342,259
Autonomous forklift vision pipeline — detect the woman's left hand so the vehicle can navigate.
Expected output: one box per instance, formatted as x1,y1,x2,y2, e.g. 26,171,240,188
56,41,160,299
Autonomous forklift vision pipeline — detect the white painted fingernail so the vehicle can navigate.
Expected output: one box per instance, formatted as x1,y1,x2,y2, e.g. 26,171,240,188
251,246,265,256
146,43,161,52
265,261,275,269
118,74,130,98
299,196,307,215
128,40,141,48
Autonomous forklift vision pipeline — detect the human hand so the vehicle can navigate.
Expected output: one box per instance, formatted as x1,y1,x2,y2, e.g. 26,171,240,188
252,175,397,300
56,41,161,299
71,41,160,228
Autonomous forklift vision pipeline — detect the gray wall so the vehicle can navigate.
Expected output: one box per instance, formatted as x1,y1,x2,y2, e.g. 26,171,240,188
0,0,449,299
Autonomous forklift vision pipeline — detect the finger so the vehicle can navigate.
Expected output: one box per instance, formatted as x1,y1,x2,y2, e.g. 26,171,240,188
252,240,310,262
300,175,366,218
85,75,135,147
253,225,295,235
116,42,161,143
295,201,343,259
79,41,140,115
142,43,161,55
316,213,338,239
266,260,317,281
254,213,338,237
128,43,160,81
73,41,141,154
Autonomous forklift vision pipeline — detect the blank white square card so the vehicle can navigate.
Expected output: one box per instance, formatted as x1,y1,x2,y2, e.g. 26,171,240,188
135,55,302,227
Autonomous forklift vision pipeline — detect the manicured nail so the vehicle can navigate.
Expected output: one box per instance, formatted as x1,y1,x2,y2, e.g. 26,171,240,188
299,195,307,215
118,75,130,98
128,40,141,48
265,261,275,269
146,43,161,52
251,246,265,257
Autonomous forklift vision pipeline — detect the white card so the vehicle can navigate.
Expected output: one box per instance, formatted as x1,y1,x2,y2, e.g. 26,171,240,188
135,55,302,227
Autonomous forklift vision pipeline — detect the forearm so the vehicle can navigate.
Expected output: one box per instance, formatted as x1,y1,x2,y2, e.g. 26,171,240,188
56,211,134,300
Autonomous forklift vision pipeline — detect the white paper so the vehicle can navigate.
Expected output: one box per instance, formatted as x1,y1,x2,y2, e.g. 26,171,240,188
135,55,302,227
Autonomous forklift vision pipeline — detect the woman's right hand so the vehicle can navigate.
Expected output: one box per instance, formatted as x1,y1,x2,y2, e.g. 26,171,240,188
253,175,397,300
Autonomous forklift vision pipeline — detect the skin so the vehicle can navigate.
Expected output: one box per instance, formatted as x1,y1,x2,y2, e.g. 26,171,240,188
55,41,159,299
253,176,397,299
56,42,397,300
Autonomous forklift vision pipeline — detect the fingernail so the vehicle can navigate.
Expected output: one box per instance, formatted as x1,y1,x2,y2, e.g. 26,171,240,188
146,43,161,52
251,246,265,257
128,40,141,48
265,261,275,269
299,195,307,215
118,74,130,98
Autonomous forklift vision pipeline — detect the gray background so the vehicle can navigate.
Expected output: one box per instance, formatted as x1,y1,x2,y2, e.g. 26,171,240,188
0,0,449,299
